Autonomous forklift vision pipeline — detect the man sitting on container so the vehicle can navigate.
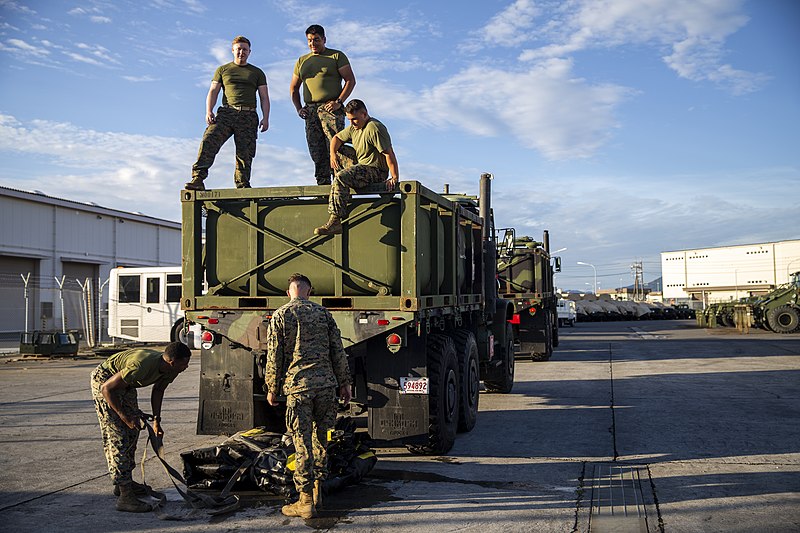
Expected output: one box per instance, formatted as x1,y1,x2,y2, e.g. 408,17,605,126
314,99,399,236
265,273,352,519
90,342,192,512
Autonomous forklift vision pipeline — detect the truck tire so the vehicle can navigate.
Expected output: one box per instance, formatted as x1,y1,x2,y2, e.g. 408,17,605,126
766,305,800,334
170,318,187,345
409,334,459,455
484,323,515,393
531,313,553,362
450,329,479,433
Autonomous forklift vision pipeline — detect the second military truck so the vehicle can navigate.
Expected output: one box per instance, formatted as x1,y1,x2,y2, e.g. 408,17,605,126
181,174,516,454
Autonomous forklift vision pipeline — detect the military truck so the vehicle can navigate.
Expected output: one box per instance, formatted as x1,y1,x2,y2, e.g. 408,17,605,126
496,231,559,361
753,271,800,334
180,174,516,455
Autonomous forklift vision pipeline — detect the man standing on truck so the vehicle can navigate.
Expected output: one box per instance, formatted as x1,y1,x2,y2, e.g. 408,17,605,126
90,342,192,512
290,24,356,185
186,35,270,190
314,99,399,236
265,273,352,519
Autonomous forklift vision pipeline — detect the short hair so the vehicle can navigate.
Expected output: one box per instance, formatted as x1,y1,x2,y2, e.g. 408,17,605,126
164,341,192,361
344,99,367,114
288,273,312,290
232,35,251,47
305,25,325,37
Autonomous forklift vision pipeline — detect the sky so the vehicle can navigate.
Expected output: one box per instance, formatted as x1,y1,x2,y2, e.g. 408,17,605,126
0,0,798,291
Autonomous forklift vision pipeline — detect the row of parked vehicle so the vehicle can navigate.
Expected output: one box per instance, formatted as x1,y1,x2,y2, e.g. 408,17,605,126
564,298,696,322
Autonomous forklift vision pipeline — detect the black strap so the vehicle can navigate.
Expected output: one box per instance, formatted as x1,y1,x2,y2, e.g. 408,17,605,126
138,413,242,517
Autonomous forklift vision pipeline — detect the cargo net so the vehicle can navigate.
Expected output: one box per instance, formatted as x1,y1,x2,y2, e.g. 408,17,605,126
181,416,376,497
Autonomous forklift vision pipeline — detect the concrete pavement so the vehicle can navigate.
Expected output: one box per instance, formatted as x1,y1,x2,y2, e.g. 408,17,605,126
0,320,797,532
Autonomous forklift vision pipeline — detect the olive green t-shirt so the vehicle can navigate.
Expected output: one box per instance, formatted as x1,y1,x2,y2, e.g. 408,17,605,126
101,348,180,388
335,118,392,172
293,48,350,104
213,62,267,108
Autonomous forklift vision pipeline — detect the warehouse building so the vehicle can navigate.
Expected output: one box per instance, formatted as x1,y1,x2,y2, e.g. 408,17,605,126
661,239,800,307
0,186,181,342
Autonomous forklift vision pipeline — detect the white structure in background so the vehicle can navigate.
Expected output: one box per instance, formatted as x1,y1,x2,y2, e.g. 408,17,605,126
0,186,181,343
556,299,576,327
661,239,800,306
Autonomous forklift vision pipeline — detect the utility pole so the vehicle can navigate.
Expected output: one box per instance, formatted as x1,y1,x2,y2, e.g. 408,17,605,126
630,261,644,301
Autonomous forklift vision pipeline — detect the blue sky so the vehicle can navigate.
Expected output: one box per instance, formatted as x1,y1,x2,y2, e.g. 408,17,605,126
1,0,798,290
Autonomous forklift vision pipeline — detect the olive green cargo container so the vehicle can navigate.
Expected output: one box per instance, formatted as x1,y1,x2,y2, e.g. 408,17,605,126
496,231,559,361
181,175,516,454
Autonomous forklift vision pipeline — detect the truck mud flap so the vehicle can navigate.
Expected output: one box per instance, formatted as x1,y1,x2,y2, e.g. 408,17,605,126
197,343,282,435
364,331,429,445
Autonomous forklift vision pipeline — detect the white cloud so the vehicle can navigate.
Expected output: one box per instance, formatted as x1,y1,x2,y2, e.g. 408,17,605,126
357,58,631,160
1,38,50,58
517,0,765,94
479,0,540,47
0,115,312,220
122,74,158,82
331,20,413,55
90,15,111,23
210,39,231,64
0,0,36,15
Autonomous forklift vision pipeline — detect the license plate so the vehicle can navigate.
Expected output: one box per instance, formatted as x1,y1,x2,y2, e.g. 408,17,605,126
400,377,428,395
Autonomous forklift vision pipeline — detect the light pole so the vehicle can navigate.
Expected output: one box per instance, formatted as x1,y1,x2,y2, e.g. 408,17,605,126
577,261,597,295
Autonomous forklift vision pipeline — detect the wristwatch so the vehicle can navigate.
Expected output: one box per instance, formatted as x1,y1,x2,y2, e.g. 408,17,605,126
336,98,343,105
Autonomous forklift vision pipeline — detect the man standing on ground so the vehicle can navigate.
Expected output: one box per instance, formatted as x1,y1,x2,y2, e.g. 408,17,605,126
265,273,352,519
90,342,192,512
290,24,356,185
314,99,399,236
186,35,270,190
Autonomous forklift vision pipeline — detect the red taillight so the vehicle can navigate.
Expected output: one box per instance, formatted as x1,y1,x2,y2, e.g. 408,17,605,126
208,318,219,324
377,319,390,326
201,331,214,342
509,314,521,324
387,333,402,345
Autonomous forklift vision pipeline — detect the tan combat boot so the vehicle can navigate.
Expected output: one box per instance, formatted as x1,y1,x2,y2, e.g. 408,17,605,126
314,215,343,236
281,491,315,519
313,480,323,511
113,480,165,500
184,178,205,191
115,482,153,513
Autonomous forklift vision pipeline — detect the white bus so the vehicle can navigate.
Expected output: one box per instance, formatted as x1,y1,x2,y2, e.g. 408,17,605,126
108,266,198,347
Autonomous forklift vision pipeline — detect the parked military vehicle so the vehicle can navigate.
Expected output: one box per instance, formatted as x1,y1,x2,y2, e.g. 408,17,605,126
753,271,800,334
181,174,516,455
496,232,559,361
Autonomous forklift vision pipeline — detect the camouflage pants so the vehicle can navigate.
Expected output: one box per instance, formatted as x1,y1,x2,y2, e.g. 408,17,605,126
90,366,141,485
329,145,388,217
305,103,345,185
192,106,259,187
285,388,336,494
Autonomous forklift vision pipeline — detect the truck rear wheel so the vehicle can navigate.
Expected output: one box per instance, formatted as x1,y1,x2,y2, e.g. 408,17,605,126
767,305,800,334
484,323,515,393
451,330,479,433
409,334,459,455
170,318,186,344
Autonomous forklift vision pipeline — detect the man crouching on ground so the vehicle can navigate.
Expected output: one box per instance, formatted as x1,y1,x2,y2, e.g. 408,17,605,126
266,273,352,519
90,341,192,512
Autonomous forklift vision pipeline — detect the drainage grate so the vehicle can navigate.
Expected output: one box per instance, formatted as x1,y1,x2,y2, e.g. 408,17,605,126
588,464,653,533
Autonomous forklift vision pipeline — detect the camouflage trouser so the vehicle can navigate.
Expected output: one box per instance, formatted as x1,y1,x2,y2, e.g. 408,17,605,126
305,103,345,185
285,387,336,494
90,366,141,485
192,106,259,187
329,145,388,217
